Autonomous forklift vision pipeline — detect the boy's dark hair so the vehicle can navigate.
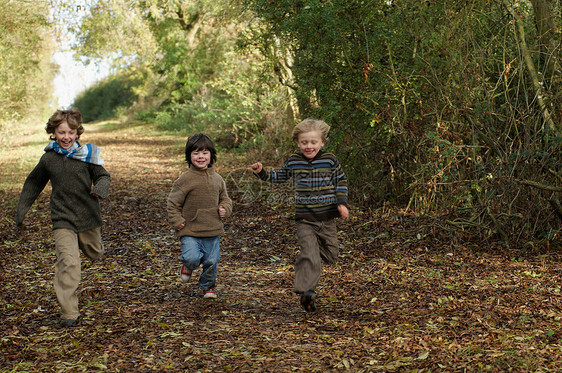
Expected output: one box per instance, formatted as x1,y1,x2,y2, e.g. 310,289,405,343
185,133,217,166
45,108,84,140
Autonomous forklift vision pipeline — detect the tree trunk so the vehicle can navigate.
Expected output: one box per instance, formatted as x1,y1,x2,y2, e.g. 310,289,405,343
502,0,559,134
529,0,561,88
271,37,300,126
177,9,203,48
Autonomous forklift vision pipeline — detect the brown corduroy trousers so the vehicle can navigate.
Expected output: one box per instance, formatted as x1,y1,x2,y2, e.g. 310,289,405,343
53,228,104,320
294,219,339,294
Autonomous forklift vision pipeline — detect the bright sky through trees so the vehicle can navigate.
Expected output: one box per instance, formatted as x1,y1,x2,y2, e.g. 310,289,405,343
50,0,110,108
52,51,110,108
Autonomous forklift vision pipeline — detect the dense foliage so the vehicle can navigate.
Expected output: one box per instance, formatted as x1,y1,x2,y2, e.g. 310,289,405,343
69,0,560,245
243,0,561,245
0,0,57,134
72,0,288,148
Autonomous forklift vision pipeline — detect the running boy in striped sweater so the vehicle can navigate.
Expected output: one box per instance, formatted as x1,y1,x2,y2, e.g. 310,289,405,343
251,118,349,312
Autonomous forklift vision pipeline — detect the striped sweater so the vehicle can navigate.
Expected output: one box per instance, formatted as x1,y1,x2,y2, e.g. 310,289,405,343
256,151,348,221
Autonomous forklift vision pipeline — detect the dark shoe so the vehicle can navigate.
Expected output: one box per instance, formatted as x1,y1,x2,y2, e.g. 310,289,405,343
300,290,317,312
59,319,77,328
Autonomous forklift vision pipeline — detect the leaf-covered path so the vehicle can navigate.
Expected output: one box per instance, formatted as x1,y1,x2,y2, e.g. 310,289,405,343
1,122,561,372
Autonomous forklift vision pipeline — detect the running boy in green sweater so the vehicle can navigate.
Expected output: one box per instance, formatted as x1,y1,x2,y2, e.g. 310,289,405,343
16,108,111,327
251,118,349,312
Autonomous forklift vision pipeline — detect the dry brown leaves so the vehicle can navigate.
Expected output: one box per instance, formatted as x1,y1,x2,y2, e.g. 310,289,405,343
1,122,561,372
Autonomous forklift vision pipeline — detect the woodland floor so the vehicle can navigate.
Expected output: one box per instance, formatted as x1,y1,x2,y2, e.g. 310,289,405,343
1,121,562,372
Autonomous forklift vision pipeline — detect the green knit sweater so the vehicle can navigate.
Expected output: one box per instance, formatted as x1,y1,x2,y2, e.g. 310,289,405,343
15,151,111,232
167,166,232,238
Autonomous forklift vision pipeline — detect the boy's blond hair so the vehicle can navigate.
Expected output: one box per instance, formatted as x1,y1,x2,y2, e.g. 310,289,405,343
291,118,330,142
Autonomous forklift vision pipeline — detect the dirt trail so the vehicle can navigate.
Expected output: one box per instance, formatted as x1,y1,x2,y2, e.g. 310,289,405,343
1,122,561,371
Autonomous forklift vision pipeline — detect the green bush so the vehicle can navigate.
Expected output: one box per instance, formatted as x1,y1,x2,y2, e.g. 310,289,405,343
73,72,141,123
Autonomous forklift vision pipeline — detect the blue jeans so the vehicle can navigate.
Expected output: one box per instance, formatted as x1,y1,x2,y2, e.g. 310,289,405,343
180,235,220,291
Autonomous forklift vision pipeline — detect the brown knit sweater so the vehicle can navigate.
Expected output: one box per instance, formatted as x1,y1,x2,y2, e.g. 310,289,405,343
167,166,232,237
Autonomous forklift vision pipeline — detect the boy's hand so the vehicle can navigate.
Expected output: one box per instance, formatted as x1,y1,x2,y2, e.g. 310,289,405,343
338,204,349,220
218,206,226,219
251,162,263,173
176,221,186,231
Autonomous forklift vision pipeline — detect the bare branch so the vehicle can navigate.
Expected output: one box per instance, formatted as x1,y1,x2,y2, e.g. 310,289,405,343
514,178,562,192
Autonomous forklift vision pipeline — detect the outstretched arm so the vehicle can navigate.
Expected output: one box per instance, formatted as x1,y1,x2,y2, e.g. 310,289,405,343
15,160,49,226
251,162,263,173
251,160,293,184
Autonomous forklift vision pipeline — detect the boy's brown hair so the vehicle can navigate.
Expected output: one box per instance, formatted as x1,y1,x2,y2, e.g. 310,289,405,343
291,118,330,142
45,108,84,140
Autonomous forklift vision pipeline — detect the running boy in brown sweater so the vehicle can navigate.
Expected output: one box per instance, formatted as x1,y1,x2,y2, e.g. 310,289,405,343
167,134,232,298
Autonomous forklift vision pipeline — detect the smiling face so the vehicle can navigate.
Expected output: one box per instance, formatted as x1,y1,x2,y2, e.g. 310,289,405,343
54,121,78,150
190,149,211,170
297,130,325,160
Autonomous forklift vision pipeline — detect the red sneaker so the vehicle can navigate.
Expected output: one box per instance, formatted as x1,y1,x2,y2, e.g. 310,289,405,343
179,265,192,283
203,289,217,299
